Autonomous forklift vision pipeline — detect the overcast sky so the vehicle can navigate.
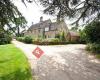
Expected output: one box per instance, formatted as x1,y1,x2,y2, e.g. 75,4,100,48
13,0,72,29
13,1,55,25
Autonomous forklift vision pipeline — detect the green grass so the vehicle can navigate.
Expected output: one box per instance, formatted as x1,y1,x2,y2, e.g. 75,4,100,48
96,54,100,59
0,44,33,80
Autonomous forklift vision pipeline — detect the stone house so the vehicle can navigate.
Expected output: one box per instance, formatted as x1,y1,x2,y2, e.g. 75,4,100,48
24,17,80,41
25,17,69,39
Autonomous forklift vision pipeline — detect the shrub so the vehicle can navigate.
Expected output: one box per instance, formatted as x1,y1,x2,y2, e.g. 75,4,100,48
16,37,25,42
24,36,33,43
55,31,66,41
33,38,68,45
50,38,60,42
59,31,66,41
86,43,100,54
79,29,86,44
16,36,33,44
34,38,42,42
55,33,60,39
33,38,42,44
84,21,100,43
32,37,81,45
0,31,12,45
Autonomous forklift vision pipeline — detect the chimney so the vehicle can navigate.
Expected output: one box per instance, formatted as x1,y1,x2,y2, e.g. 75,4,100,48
32,22,34,25
40,16,43,22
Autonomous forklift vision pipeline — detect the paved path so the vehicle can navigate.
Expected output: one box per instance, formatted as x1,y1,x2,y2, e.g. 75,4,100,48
12,40,100,80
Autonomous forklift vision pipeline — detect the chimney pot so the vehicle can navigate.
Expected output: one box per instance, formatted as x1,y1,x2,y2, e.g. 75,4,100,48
40,16,43,22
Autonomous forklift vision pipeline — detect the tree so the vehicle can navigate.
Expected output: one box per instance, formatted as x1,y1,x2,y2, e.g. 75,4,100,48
70,27,78,31
38,0,100,25
0,0,28,33
84,21,100,43
14,17,27,37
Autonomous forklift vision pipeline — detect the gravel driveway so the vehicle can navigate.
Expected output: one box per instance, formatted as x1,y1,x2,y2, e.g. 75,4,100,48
12,40,100,80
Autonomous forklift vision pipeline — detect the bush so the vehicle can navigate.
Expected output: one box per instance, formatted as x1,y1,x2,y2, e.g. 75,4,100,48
50,38,60,42
33,38,65,45
16,36,33,44
16,37,25,42
55,33,60,39
84,21,100,43
55,31,66,42
60,31,66,41
34,38,42,42
0,31,12,45
33,38,79,45
79,29,86,44
86,43,100,54
24,36,33,43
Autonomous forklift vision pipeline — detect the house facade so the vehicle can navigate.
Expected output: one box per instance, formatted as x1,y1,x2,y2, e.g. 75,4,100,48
25,17,69,39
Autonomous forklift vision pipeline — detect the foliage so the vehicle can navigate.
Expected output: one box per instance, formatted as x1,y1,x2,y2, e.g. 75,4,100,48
55,31,66,41
34,38,43,42
55,33,60,39
16,37,25,42
33,41,68,45
0,44,32,80
33,37,80,45
15,17,27,37
79,29,86,44
50,38,60,42
0,0,27,32
84,21,100,43
86,43,100,54
41,38,60,42
32,41,80,45
24,36,33,43
0,29,12,45
70,27,78,31
96,54,100,59
16,36,33,44
60,31,66,41
39,0,100,25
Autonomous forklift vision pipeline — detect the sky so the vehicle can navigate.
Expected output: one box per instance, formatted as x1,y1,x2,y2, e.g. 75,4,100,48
13,0,56,26
13,0,73,29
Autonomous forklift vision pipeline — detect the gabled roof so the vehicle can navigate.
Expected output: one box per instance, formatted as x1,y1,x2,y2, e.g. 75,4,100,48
28,19,51,31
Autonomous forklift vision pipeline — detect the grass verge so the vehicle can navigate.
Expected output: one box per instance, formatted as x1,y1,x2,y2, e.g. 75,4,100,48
0,44,33,80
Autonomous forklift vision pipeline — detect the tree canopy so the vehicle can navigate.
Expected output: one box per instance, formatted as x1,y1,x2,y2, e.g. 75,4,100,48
0,0,27,32
0,0,99,31
38,0,100,25
84,21,100,43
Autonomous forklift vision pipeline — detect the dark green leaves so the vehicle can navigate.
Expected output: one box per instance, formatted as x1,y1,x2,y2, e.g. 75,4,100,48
0,0,27,32
38,0,100,25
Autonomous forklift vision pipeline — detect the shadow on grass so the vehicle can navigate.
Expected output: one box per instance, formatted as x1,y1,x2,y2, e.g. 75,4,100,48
0,68,34,80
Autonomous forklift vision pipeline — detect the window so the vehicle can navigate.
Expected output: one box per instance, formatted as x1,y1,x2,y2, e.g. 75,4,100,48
45,27,49,31
38,29,40,32
38,28,41,32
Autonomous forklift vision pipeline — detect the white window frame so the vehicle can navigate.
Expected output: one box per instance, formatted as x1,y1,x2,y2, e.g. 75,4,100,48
45,27,49,31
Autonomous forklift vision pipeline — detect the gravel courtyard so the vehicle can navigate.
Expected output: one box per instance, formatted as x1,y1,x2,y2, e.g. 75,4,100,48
12,40,100,80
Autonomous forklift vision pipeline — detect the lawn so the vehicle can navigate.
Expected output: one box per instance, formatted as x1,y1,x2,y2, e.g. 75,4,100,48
0,44,33,80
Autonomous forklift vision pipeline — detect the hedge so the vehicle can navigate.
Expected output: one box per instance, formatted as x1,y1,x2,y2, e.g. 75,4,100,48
16,36,33,44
